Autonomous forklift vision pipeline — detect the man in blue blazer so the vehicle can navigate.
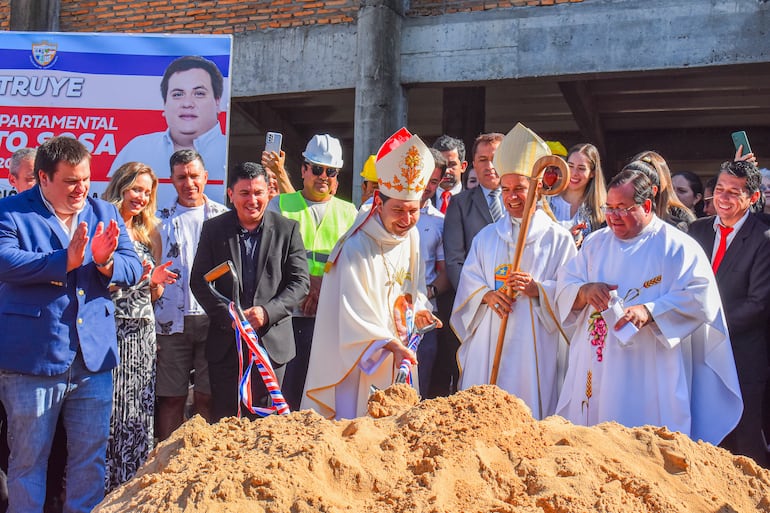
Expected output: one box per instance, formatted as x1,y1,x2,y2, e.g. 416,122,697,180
0,137,142,513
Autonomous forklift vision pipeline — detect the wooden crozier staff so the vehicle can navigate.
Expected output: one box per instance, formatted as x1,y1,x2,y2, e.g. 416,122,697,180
489,155,570,386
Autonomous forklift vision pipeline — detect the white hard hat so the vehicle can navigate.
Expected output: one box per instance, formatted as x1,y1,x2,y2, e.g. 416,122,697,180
302,134,344,168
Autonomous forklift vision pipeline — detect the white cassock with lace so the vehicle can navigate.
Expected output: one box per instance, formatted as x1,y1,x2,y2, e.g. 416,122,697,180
554,216,743,445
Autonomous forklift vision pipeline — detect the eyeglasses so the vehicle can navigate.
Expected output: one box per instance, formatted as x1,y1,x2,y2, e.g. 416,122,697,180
306,163,339,178
600,204,640,217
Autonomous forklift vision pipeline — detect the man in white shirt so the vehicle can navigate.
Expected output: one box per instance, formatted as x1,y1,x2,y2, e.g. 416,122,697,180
109,56,227,197
415,149,451,397
154,149,228,440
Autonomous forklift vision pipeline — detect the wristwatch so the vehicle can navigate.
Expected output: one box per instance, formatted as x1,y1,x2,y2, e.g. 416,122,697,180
94,256,114,268
427,284,437,299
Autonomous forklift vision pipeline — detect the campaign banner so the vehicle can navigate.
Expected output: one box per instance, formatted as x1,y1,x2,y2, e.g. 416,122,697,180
0,32,233,206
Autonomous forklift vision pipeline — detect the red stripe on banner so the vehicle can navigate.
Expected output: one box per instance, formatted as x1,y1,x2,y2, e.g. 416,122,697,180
0,106,227,182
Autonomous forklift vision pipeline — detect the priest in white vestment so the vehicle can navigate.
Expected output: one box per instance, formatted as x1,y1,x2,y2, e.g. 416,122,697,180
451,123,577,419
554,164,743,445
301,129,442,419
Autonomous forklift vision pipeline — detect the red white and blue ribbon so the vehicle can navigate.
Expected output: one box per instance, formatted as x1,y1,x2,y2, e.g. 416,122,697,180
395,306,422,385
395,332,423,385
228,302,290,417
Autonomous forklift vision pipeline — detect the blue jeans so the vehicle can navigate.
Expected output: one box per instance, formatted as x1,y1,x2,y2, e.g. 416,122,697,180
0,354,113,513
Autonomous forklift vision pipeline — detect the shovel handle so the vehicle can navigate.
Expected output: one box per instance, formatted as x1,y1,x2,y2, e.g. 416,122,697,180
204,262,231,283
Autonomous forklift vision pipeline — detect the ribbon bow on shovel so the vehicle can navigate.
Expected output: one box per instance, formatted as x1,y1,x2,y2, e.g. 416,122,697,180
204,261,290,417
369,295,437,395
394,321,437,385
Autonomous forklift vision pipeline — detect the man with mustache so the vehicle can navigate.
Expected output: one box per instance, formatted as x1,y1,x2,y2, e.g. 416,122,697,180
191,162,309,420
154,149,228,440
431,135,467,214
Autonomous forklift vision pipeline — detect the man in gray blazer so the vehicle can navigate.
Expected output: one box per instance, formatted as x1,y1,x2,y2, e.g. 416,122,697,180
191,162,309,421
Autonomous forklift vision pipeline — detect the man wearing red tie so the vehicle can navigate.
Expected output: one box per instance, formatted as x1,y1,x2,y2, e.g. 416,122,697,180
431,135,467,214
689,159,770,467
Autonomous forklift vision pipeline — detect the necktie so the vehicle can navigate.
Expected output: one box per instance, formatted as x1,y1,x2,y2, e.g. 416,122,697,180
489,189,502,221
712,224,733,274
440,190,451,214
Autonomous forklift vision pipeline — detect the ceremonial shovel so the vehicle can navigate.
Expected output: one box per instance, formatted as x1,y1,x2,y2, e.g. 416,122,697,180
204,260,289,416
394,321,438,384
204,260,242,318
369,321,437,396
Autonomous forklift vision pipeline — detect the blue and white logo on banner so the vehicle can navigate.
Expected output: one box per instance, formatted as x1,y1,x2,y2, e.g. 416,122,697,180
30,41,58,68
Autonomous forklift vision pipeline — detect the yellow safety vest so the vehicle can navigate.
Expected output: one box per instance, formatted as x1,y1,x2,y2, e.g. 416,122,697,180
278,192,357,276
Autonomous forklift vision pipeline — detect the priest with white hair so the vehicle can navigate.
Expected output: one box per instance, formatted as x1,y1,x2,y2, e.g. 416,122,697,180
451,123,576,419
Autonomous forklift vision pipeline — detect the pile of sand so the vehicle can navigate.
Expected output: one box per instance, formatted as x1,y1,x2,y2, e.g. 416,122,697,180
96,385,770,513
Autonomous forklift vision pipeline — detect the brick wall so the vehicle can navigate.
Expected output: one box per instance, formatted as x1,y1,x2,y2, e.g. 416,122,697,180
58,0,582,33
59,0,357,34
0,0,10,31
408,0,583,16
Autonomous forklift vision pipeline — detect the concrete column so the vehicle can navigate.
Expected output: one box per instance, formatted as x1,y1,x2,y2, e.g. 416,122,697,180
10,0,60,31
352,0,407,206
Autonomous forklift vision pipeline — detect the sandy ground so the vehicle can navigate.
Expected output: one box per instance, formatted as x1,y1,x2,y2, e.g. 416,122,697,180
95,385,770,513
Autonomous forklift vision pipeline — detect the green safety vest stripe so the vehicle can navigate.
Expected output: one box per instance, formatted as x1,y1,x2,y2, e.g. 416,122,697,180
279,192,357,276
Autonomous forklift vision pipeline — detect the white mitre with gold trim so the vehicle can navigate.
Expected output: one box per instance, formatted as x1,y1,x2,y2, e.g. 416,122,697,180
324,128,435,271
494,122,551,177
375,128,435,201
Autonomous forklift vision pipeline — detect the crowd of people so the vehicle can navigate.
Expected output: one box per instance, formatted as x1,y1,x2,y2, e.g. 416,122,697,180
0,122,769,513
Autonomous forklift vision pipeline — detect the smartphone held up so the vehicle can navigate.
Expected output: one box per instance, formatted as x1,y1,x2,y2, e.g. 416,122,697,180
732,131,752,157
265,131,283,155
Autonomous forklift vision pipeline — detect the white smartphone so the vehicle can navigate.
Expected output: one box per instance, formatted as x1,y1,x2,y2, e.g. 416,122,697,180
265,131,283,154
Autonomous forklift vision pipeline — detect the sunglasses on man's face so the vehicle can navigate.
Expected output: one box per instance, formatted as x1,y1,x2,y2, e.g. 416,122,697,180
307,163,339,178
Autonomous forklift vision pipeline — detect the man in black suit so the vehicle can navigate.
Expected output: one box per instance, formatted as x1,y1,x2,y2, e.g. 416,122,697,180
191,162,309,421
431,132,504,397
689,159,770,466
